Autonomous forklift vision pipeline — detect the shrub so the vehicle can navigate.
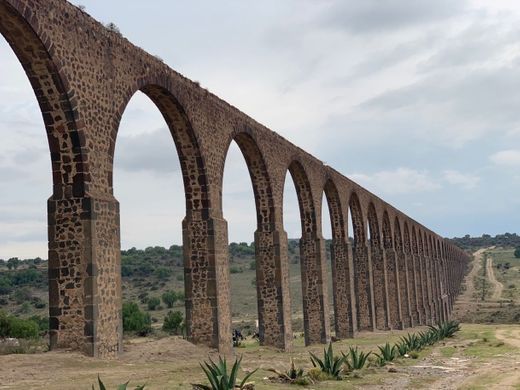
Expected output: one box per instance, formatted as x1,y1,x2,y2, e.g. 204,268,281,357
122,302,152,336
154,267,171,280
161,291,177,308
0,310,10,338
147,297,160,311
230,266,242,274
13,287,32,304
344,346,371,371
162,311,183,334
309,342,346,379
8,317,39,339
194,355,256,390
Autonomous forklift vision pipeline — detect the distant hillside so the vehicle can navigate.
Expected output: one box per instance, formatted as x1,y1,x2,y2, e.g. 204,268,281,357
449,233,520,251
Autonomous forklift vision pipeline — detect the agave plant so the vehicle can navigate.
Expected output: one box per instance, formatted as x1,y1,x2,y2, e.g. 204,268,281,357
309,342,347,379
93,376,145,390
400,333,423,351
432,320,460,339
268,359,313,384
374,343,396,366
418,330,438,346
395,341,409,357
343,346,371,371
194,355,257,390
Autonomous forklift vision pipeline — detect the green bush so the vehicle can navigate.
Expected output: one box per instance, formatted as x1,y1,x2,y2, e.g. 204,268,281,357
161,291,177,308
122,302,152,336
162,311,183,334
230,266,242,274
147,297,160,311
8,317,39,339
0,310,10,338
344,346,371,371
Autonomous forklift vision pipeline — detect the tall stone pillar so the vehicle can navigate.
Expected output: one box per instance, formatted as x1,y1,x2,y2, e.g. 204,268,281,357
353,241,376,331
300,233,330,345
418,251,433,325
424,254,437,325
396,250,413,328
413,251,426,325
331,239,356,338
183,215,232,354
371,243,390,330
48,195,122,358
407,252,420,326
254,228,292,350
383,245,402,329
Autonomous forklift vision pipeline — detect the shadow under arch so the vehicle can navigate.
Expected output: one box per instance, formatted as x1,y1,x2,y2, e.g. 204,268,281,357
382,211,400,329
0,2,95,354
286,160,329,345
349,192,374,331
112,82,229,350
367,202,389,330
221,130,292,349
394,216,411,328
323,179,354,338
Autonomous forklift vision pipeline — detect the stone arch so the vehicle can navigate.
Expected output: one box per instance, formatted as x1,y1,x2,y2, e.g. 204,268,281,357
348,192,366,244
323,179,354,338
412,225,426,324
286,160,329,344
221,130,292,348
403,221,419,325
383,211,399,328
221,131,275,231
0,1,93,353
350,192,374,330
323,180,346,241
113,83,209,215
394,217,411,327
367,203,388,330
288,160,317,236
112,83,231,350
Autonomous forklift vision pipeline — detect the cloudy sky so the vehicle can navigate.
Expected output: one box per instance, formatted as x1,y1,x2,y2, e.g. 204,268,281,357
1,0,520,259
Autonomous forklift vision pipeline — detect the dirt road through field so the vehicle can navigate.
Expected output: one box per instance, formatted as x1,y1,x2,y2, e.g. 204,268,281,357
486,256,504,301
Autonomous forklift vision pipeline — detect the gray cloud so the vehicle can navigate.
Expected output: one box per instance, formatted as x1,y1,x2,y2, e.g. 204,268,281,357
317,0,467,34
115,128,181,174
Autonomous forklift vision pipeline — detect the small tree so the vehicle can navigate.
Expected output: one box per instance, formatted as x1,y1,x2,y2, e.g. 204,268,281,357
147,296,161,311
162,311,183,334
122,302,152,336
514,247,520,258
161,291,177,308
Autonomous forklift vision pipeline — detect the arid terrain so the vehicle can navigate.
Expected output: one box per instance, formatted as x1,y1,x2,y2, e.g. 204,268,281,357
1,247,520,389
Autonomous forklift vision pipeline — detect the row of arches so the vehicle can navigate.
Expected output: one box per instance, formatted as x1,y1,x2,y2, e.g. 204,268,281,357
0,0,470,357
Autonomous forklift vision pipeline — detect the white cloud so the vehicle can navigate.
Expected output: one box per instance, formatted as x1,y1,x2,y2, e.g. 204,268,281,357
348,168,441,196
489,149,520,166
443,170,480,189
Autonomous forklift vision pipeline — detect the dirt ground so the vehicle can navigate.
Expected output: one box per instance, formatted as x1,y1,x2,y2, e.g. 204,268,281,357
2,248,520,389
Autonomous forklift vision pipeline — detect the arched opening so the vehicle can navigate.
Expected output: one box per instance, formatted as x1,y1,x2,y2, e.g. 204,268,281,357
112,83,220,349
349,193,373,331
286,161,328,344
323,179,351,338
283,170,304,336
367,203,387,330
321,192,334,335
0,2,88,352
221,133,275,344
114,90,186,338
383,211,400,329
394,217,411,327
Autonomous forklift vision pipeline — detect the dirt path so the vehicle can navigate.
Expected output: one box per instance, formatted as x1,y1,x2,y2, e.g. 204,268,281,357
486,256,504,301
452,248,491,319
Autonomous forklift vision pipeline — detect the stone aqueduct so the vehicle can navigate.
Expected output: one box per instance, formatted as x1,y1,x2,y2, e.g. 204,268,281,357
0,0,470,358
